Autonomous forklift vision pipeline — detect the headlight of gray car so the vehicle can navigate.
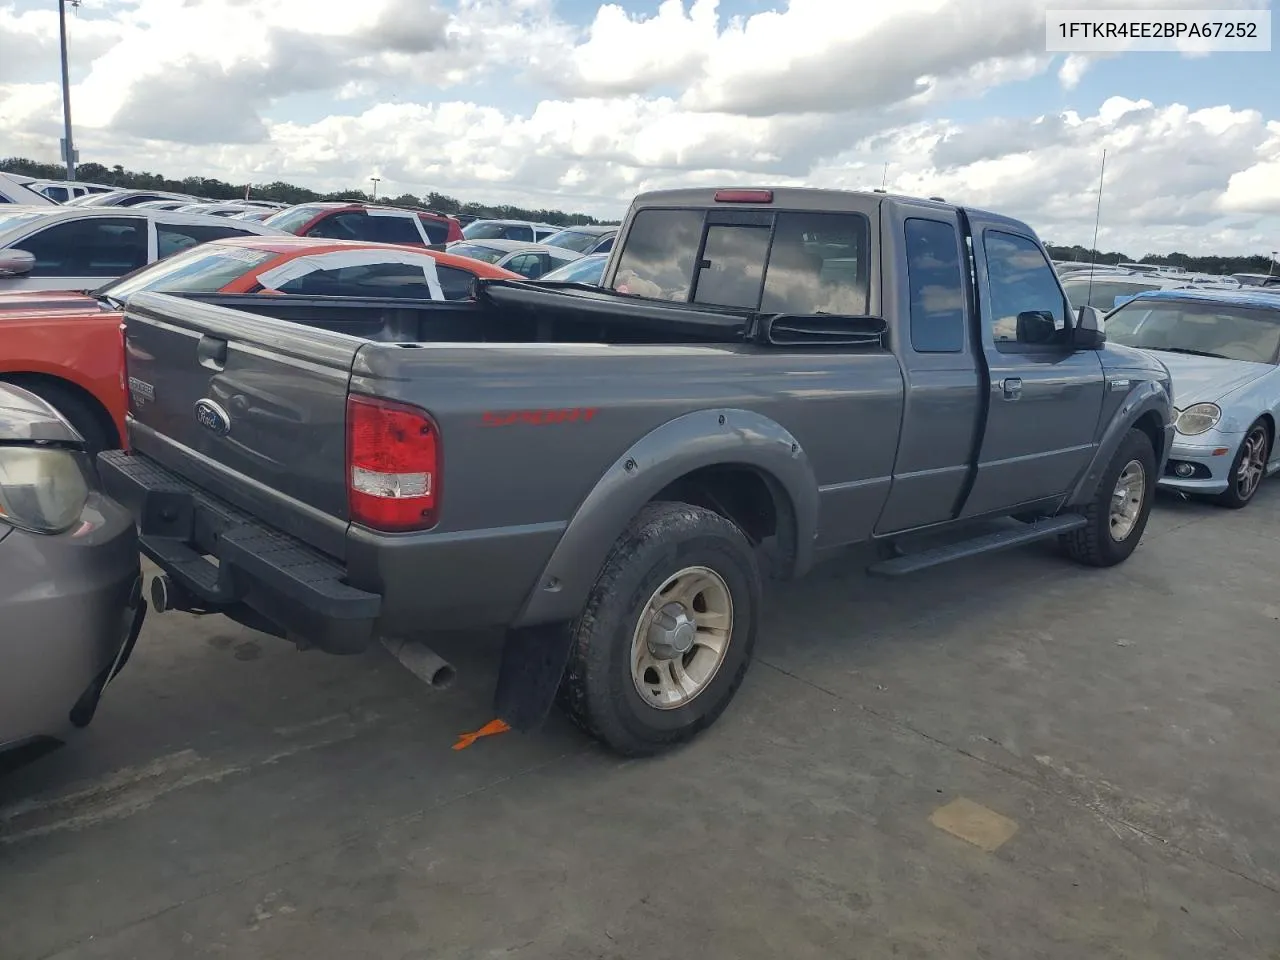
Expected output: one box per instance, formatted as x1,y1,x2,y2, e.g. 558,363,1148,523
1174,402,1222,436
0,447,91,534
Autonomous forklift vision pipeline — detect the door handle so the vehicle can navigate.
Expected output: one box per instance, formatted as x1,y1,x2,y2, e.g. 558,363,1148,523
1002,377,1023,400
197,335,228,372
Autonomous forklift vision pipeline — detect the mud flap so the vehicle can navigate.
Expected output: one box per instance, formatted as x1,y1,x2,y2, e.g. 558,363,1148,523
492,622,575,732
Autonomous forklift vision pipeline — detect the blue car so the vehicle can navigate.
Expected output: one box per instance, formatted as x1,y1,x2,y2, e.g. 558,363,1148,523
1104,288,1280,508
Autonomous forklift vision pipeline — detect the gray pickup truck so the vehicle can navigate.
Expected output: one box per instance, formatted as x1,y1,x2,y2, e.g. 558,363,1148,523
100,186,1174,756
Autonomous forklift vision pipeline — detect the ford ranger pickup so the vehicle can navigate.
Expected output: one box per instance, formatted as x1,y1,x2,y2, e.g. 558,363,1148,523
99,186,1175,756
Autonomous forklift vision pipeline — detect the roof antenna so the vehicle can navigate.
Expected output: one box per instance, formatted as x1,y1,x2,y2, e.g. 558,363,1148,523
1085,148,1107,311
881,162,889,189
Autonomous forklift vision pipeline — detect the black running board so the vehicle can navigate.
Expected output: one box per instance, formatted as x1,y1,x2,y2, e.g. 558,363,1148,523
867,515,1087,577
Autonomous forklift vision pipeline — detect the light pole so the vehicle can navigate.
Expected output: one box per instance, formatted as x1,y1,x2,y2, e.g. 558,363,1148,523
1269,250,1277,279
58,0,78,181
370,177,380,200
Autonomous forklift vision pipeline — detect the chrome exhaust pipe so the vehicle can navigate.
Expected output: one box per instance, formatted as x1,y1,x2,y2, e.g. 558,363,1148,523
381,637,457,690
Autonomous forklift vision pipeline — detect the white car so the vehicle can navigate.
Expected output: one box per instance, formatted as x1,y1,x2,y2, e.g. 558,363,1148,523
0,174,57,206
460,219,560,243
26,179,116,203
1105,288,1280,508
0,206,286,292
445,239,583,278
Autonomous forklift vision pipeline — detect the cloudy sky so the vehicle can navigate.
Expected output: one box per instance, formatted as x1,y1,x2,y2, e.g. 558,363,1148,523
1,0,1278,255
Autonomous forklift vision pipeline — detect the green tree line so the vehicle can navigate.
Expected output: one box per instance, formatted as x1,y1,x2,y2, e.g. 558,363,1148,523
2,156,609,227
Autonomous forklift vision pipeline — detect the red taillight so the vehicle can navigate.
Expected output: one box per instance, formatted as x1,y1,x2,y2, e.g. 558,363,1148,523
714,189,773,204
346,394,440,532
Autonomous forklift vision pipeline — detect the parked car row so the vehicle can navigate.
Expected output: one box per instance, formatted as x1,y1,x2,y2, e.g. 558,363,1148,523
1055,259,1279,311
3,183,1277,767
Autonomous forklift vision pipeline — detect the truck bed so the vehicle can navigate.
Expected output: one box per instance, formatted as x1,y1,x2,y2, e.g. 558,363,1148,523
182,282,754,345
117,286,904,633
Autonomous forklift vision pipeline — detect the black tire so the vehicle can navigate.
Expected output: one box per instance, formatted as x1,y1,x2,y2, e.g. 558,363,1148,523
558,501,762,757
1214,418,1271,510
0,378,115,457
1061,427,1156,568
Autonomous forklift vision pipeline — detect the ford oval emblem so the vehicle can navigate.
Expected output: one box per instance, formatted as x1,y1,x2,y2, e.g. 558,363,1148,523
194,398,231,437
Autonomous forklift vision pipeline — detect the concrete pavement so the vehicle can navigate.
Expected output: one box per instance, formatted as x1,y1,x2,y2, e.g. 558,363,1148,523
2,488,1277,959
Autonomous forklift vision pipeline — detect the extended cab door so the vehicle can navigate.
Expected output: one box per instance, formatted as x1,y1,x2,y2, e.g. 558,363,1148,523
961,216,1104,517
875,202,983,533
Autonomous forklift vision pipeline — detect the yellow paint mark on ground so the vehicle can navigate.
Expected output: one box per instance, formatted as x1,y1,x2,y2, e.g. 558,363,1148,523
453,719,512,751
929,797,1019,851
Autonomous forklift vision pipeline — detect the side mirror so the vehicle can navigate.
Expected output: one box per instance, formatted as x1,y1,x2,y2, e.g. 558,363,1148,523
1015,310,1057,345
1072,305,1106,349
0,249,35,278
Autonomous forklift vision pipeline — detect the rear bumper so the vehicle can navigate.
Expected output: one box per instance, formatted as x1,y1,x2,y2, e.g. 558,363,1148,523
100,450,381,655
0,493,145,747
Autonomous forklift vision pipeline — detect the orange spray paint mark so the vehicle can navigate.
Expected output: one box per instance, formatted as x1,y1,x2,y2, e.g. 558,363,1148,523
452,718,512,751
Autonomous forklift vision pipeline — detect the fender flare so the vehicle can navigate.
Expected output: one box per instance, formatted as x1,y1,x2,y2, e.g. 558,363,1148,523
1067,380,1172,507
510,407,819,628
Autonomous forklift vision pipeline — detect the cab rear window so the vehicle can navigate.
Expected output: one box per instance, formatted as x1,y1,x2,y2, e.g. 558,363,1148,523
611,208,871,315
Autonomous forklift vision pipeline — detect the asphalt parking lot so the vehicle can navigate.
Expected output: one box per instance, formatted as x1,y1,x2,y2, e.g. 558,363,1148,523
2,488,1278,960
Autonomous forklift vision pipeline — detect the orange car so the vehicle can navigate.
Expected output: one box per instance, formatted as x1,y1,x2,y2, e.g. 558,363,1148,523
0,237,522,453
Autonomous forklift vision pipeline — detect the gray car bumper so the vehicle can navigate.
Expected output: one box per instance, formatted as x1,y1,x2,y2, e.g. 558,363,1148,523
1159,436,1238,495
0,492,146,750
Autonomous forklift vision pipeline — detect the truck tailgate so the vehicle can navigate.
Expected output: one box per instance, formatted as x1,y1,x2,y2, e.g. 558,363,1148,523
122,292,360,558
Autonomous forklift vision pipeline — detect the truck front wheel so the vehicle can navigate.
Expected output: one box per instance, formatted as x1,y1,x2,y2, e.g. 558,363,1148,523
558,501,762,757
1061,427,1156,567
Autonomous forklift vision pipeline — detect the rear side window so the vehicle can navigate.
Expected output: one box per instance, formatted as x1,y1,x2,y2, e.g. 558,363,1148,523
156,222,258,258
305,212,369,241
20,217,149,277
505,253,546,278
760,211,868,315
43,185,69,202
419,217,449,245
984,231,1069,347
905,218,966,353
611,208,870,316
364,214,424,245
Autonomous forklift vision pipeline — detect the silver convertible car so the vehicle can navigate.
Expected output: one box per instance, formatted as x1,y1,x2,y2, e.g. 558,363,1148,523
1104,288,1280,508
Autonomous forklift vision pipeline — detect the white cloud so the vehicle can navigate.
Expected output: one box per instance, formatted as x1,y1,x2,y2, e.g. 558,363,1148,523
1,0,1278,255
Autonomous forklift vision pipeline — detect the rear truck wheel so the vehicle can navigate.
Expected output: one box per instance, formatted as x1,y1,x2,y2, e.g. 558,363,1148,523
558,501,761,757
1214,419,1270,509
1061,427,1156,568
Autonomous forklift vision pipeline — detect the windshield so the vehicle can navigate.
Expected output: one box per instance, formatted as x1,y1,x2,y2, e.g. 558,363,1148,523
1063,278,1163,311
447,242,507,264
541,255,607,284
263,205,326,234
1106,298,1280,364
96,243,276,300
544,229,602,254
